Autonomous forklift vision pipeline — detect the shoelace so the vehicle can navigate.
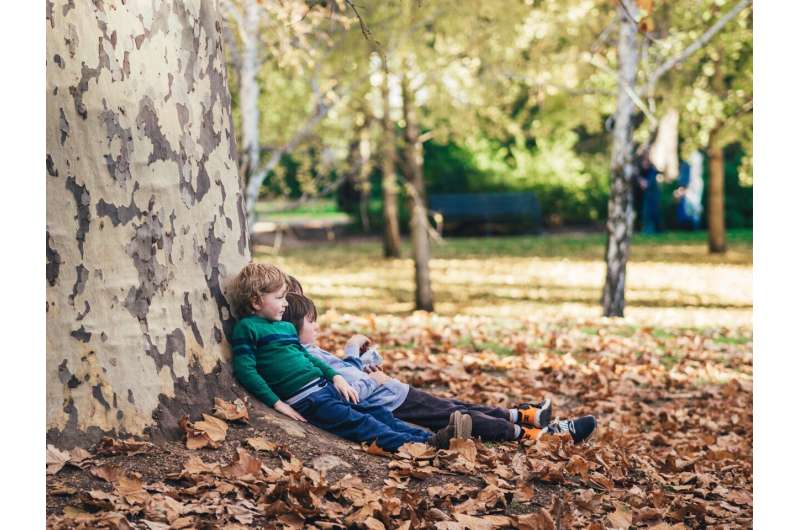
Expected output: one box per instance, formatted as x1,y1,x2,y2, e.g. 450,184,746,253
548,419,573,435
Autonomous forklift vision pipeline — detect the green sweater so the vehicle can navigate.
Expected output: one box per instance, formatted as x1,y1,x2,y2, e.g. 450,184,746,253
230,316,338,407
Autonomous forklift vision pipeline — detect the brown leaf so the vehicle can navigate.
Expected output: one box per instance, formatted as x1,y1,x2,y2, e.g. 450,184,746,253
517,509,556,530
364,517,386,530
93,437,155,456
213,397,250,423
565,454,590,478
182,455,222,475
178,414,227,449
607,502,633,529
246,437,278,452
222,447,263,480
453,513,494,530
448,438,477,463
364,441,392,457
397,441,435,460
46,445,70,475
90,464,125,483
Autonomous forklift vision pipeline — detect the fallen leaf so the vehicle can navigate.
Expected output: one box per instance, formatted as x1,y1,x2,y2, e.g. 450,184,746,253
517,509,556,530
364,441,392,457
90,464,125,483
222,447,263,480
178,414,227,449
607,502,633,529
182,455,222,475
93,437,155,456
364,517,386,530
213,397,250,423
46,445,70,475
566,454,591,478
245,437,277,452
448,438,477,463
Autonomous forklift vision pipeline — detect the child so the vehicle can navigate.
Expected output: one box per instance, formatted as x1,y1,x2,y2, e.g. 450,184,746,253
283,291,597,444
227,262,472,452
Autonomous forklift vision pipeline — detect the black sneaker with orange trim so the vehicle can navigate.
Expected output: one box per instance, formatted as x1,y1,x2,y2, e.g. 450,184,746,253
516,399,552,429
545,415,597,444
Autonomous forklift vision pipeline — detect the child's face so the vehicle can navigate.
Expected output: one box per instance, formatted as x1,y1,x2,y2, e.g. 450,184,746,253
251,285,288,321
298,314,320,345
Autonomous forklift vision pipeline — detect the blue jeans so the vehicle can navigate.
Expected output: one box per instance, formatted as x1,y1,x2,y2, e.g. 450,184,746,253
292,383,432,451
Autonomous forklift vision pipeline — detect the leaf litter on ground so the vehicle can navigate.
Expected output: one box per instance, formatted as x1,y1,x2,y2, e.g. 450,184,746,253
47,314,752,528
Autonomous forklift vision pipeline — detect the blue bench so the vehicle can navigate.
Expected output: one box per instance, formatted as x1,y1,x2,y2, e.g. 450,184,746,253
428,192,542,235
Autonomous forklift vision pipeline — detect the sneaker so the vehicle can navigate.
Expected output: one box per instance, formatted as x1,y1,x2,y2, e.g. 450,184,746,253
545,415,597,444
517,399,552,429
519,426,546,442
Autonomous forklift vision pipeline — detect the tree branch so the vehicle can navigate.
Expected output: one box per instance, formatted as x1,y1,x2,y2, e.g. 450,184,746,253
643,0,752,95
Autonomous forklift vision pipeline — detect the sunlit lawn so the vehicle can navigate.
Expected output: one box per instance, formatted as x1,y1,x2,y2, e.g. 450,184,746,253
255,229,752,332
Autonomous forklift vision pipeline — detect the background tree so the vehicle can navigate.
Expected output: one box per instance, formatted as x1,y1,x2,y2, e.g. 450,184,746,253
46,0,248,445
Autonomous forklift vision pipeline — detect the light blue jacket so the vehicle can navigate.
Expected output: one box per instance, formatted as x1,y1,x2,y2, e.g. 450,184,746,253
302,344,410,411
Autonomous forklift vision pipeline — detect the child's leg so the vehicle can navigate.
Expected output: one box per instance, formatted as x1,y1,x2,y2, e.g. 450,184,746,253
354,402,432,439
393,388,517,441
293,385,431,451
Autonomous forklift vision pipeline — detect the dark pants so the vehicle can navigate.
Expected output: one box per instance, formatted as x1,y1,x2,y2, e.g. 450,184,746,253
292,384,431,451
393,387,517,442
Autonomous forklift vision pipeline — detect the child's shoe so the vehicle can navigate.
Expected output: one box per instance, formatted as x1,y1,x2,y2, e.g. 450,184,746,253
544,415,597,444
516,399,552,429
431,412,473,449
518,426,547,442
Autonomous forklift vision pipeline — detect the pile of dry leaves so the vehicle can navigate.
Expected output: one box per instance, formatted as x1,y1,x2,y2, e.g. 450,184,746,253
46,314,752,529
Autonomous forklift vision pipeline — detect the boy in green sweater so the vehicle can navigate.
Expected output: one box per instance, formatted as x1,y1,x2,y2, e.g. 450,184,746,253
227,262,471,452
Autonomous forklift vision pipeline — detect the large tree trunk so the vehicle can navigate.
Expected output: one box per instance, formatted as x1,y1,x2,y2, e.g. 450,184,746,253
46,0,249,447
707,129,727,253
401,73,434,312
381,60,402,258
602,0,640,317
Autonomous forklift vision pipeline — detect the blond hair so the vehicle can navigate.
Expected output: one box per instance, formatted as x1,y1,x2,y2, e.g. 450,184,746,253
227,262,287,318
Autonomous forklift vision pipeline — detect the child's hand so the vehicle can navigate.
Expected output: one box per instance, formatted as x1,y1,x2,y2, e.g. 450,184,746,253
363,364,383,374
345,334,372,357
332,375,359,404
274,400,307,423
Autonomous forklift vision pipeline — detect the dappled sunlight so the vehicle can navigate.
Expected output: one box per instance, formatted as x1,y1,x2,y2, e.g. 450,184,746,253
264,239,752,329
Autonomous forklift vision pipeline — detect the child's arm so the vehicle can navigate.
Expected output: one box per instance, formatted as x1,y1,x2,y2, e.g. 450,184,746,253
231,338,279,407
302,350,359,404
344,334,384,369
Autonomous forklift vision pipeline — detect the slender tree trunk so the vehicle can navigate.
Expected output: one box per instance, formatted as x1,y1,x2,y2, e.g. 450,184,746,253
707,129,727,253
46,0,249,447
239,0,260,181
401,72,434,312
381,60,402,258
602,0,640,317
357,111,374,232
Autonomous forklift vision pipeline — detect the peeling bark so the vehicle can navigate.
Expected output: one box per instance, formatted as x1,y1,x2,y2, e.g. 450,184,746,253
47,0,248,446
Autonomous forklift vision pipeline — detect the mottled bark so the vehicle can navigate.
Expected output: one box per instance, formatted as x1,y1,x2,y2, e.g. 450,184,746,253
381,60,402,258
602,0,640,317
707,130,727,253
401,73,433,312
47,0,249,446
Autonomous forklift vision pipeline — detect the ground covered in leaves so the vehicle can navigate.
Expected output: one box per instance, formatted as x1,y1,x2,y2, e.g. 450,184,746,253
47,312,752,529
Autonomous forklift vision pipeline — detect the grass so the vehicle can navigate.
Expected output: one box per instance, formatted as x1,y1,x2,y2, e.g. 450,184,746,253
254,199,350,222
256,229,752,330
